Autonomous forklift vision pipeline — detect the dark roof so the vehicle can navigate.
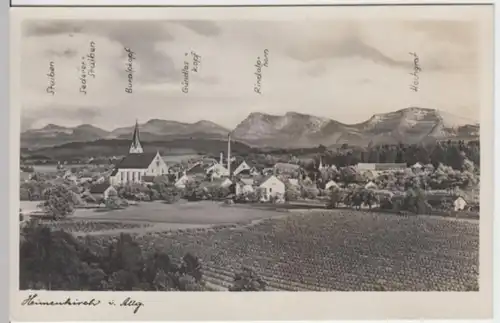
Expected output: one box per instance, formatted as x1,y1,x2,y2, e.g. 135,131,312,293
187,163,206,174
89,183,113,194
274,163,300,171
237,168,251,176
110,169,118,176
116,152,157,169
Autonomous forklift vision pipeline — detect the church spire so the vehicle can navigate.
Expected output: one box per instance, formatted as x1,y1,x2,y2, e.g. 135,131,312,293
129,119,143,154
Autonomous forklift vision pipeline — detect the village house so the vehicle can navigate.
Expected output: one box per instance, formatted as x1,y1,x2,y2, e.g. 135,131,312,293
89,183,117,201
325,180,340,190
424,191,470,212
258,175,285,202
109,121,169,186
411,162,423,173
453,196,468,211
364,181,378,190
235,178,255,196
233,160,255,176
186,162,206,176
198,178,233,192
175,172,190,189
63,170,78,184
206,163,229,179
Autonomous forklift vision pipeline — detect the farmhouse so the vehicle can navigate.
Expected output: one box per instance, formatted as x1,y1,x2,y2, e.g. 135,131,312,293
175,173,190,189
234,177,255,196
411,162,423,171
258,175,285,202
454,196,468,211
233,160,260,177
425,191,470,211
364,181,378,190
325,180,340,190
89,183,117,201
206,163,229,179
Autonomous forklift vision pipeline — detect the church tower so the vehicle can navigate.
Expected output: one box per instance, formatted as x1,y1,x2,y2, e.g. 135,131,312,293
129,120,144,154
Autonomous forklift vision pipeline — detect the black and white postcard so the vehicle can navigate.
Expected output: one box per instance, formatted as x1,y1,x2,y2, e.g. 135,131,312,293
9,5,494,321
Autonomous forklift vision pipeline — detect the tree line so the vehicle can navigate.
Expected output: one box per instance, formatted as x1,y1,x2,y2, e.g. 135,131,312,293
20,223,266,291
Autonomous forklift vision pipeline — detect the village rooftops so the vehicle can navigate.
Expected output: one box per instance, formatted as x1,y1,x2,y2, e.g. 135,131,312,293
89,183,113,194
356,163,407,171
186,162,206,175
115,152,158,169
274,163,300,171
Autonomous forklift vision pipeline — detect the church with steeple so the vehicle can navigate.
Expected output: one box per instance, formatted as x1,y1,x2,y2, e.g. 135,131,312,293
109,120,169,186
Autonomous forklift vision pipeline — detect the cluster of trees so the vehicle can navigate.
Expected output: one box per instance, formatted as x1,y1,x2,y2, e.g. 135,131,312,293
311,141,480,170
222,141,480,176
325,185,469,215
326,188,379,210
315,162,478,191
184,181,231,202
20,223,268,292
229,267,267,291
20,224,205,291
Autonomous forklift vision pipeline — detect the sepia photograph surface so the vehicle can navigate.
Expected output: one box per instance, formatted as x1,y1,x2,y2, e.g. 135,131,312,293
10,5,494,321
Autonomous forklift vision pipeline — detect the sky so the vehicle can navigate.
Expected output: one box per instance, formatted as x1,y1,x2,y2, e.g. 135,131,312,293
20,18,482,131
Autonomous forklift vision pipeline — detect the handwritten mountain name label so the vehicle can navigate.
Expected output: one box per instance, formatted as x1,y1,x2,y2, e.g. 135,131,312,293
181,51,202,94
124,47,136,94
254,49,269,95
409,52,421,92
46,61,55,95
79,41,97,95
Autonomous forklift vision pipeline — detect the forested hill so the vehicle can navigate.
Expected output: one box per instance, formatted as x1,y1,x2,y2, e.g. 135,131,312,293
20,138,254,162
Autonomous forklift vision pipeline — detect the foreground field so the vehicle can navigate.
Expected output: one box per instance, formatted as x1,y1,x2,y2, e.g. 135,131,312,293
75,210,479,291
71,201,286,225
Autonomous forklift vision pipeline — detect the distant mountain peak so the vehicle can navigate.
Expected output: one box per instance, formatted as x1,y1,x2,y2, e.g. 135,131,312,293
20,108,479,149
232,108,479,148
41,123,66,130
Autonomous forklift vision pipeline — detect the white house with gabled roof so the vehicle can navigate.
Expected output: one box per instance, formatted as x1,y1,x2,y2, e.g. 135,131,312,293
258,175,285,202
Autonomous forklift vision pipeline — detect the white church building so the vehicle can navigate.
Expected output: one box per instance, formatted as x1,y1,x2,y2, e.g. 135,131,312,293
109,121,169,186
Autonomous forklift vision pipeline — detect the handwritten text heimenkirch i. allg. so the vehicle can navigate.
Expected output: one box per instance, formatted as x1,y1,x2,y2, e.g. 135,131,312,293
21,293,144,314
254,49,269,95
181,51,202,94
409,52,421,92
125,47,136,94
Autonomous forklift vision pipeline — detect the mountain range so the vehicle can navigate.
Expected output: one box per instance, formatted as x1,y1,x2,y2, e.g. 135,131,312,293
21,107,479,149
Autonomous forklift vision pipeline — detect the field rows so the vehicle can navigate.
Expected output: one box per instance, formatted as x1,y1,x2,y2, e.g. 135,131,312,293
78,210,479,291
